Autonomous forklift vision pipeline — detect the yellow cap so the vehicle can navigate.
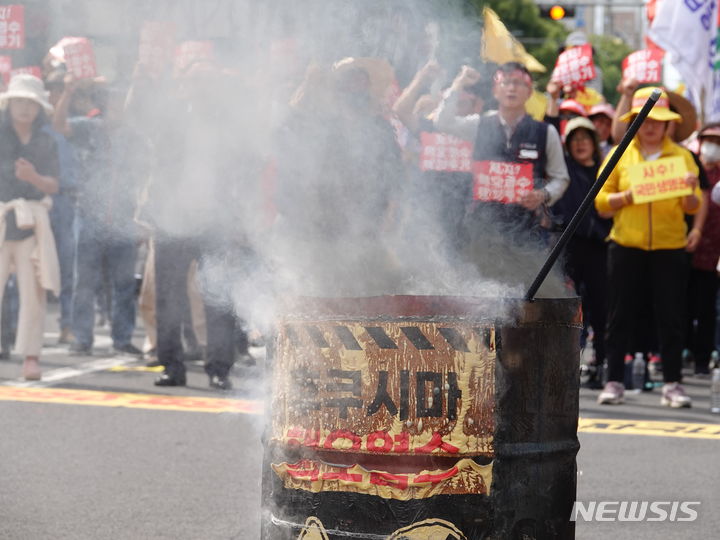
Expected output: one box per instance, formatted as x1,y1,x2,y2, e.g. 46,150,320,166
619,86,681,123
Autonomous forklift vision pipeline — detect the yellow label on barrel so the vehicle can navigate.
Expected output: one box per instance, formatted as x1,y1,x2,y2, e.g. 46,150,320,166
274,458,492,501
629,156,690,204
271,321,496,457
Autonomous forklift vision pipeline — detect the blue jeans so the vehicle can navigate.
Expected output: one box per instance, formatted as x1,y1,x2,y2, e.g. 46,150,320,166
71,217,137,348
50,194,76,330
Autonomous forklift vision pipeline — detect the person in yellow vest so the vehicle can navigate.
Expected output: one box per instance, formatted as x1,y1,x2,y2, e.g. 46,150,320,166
595,87,702,407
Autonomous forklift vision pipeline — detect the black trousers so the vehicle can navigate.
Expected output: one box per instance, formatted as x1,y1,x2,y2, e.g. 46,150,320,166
606,242,688,383
687,267,719,372
154,236,239,378
564,237,607,362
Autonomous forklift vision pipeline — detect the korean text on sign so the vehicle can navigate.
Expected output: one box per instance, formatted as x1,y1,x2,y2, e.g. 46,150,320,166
552,43,595,87
473,161,534,204
63,38,97,79
420,132,473,173
0,5,23,50
622,49,665,84
628,156,691,204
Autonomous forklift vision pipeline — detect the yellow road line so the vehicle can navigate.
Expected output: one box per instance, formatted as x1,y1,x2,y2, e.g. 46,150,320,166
0,386,718,441
0,386,262,414
578,418,720,440
108,365,165,373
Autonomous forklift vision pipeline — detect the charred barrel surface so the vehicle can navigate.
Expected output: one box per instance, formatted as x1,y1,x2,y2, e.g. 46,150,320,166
262,296,581,539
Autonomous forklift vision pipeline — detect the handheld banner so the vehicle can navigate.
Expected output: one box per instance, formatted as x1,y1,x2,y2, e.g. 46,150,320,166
0,54,10,84
552,43,595,87
420,133,473,173
10,65,41,79
174,40,214,74
622,49,665,83
473,160,534,203
629,156,691,203
63,38,97,79
0,5,24,49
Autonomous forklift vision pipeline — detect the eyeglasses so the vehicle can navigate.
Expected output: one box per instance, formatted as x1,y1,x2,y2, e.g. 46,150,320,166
497,79,530,89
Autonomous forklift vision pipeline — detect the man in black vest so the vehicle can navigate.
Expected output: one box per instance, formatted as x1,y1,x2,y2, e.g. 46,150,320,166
434,62,569,288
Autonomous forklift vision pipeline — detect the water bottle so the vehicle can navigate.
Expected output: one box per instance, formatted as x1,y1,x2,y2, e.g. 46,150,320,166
632,352,645,392
711,367,720,414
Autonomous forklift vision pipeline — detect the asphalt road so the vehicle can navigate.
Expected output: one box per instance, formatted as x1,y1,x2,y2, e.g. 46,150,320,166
0,305,718,540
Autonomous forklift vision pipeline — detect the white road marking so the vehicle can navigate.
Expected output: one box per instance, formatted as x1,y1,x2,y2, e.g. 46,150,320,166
4,356,140,388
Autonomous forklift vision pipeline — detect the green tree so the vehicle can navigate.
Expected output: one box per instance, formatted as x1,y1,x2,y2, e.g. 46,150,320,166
460,0,632,103
590,35,633,105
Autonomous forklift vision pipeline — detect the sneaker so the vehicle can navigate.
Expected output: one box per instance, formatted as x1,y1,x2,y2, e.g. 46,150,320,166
597,381,625,405
69,343,93,356
113,343,144,356
661,383,692,408
208,374,233,391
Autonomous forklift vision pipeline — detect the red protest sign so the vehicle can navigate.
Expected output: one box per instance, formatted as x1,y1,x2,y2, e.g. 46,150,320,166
420,132,473,173
473,161,534,204
622,49,664,83
139,21,176,73
552,43,595,87
0,55,11,84
0,5,24,50
63,38,97,79
174,41,214,73
10,65,41,79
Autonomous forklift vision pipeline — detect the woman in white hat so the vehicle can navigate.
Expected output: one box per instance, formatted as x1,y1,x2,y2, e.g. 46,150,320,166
595,87,702,408
0,74,60,380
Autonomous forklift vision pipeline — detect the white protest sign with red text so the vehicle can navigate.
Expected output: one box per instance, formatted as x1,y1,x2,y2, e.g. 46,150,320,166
139,21,176,74
552,43,595,87
0,5,24,50
63,38,97,79
0,55,11,85
473,161,534,204
420,132,473,173
622,49,665,83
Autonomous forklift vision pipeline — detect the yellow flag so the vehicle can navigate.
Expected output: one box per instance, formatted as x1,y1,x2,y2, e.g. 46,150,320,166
525,90,548,120
574,87,604,109
482,7,546,73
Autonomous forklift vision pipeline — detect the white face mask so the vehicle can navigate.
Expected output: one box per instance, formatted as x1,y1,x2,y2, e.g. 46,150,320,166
700,140,720,164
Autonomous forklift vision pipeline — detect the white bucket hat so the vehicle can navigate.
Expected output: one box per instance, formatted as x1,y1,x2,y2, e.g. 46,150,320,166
0,74,53,114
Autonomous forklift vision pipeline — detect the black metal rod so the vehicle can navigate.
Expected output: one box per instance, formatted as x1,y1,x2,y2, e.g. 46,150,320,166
524,87,662,301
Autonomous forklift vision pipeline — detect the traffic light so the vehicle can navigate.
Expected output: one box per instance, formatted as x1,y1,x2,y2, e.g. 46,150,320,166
539,4,576,20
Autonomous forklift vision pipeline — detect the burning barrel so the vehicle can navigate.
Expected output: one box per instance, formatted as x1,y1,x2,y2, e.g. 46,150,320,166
261,295,581,539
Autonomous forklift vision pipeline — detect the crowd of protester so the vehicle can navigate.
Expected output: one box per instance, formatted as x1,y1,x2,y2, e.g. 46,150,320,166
0,30,718,408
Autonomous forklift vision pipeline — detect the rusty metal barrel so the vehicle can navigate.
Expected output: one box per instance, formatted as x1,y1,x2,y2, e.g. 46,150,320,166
261,295,581,539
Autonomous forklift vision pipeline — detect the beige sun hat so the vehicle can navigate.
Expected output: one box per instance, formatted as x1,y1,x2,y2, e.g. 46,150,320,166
0,74,53,114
